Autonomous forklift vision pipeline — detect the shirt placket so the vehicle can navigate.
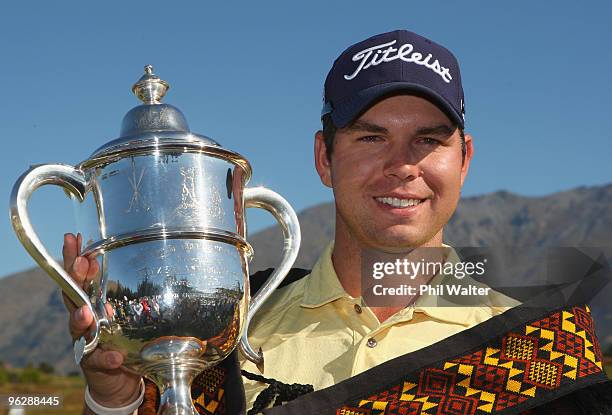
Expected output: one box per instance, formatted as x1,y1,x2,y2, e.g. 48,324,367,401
350,303,416,375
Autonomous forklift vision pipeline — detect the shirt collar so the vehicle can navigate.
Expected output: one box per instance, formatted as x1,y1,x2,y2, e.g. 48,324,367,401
300,242,496,326
300,241,350,308
413,247,496,326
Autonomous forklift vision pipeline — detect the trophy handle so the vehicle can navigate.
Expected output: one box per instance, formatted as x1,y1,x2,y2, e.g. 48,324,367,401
239,186,301,365
10,164,100,356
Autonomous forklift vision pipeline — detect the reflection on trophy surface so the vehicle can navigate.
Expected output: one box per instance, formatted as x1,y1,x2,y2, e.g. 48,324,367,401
10,65,301,415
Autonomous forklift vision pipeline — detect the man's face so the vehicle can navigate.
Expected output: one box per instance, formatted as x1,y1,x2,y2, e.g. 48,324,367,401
315,95,473,251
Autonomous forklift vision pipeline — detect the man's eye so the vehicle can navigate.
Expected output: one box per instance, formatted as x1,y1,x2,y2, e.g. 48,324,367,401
419,137,440,146
357,136,382,143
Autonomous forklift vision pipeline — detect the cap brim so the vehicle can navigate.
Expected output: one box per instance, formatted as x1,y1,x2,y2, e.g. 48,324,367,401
328,82,464,129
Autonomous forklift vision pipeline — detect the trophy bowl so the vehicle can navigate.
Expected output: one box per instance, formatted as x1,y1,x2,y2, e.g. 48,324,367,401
10,66,301,415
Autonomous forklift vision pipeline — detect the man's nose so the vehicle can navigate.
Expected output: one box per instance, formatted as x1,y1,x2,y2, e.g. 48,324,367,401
382,149,422,181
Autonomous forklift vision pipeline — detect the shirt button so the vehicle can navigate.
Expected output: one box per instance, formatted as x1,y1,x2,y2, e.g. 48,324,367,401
366,338,377,348
354,304,362,314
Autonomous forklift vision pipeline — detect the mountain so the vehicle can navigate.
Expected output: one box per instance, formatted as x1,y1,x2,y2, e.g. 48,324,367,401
1,183,611,373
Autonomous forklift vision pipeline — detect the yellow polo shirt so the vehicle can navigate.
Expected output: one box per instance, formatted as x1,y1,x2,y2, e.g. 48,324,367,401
240,243,517,408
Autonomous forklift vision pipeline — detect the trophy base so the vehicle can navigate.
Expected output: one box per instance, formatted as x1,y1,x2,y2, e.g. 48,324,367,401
145,361,206,415
140,337,212,415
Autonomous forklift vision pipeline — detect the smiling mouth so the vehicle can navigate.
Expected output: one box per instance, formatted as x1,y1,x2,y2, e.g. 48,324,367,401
375,197,425,208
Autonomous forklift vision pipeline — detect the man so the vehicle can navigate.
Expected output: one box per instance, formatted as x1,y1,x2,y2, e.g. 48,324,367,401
239,28,508,406
63,30,609,414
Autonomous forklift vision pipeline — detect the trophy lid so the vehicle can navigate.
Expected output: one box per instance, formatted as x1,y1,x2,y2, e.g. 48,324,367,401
88,65,222,159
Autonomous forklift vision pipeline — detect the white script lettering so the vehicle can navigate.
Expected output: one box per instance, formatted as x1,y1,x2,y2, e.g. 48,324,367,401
344,40,453,83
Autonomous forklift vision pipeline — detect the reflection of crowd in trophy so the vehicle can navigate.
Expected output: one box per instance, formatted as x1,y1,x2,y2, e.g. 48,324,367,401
105,273,244,341
110,296,162,326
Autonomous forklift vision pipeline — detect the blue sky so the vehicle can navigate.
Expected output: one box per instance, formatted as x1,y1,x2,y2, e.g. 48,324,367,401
1,1,611,276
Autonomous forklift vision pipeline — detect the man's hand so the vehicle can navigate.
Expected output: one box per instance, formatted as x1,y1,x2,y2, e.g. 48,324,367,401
62,233,142,410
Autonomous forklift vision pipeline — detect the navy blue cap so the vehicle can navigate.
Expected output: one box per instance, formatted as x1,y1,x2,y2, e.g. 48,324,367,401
322,30,465,129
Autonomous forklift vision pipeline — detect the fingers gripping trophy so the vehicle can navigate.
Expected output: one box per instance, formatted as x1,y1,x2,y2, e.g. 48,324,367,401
10,66,301,415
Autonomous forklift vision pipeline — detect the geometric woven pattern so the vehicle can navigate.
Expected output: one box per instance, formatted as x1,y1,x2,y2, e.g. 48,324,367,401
335,305,605,415
192,366,227,415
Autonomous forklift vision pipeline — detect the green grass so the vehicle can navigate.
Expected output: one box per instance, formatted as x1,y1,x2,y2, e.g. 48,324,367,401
0,372,85,415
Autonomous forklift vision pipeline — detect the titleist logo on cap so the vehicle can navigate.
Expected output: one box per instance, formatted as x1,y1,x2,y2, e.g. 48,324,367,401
343,39,453,83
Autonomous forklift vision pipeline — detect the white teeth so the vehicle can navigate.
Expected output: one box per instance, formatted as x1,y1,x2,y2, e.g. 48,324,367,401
376,197,423,208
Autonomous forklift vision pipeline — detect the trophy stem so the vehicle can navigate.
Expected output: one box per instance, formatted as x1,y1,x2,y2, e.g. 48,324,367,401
152,366,200,415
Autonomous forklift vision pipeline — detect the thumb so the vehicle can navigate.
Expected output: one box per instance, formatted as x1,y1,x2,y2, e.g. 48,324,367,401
83,350,125,371
69,305,94,339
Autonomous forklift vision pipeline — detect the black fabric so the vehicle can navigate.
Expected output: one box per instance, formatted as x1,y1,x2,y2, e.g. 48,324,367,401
249,267,311,296
528,381,612,414
222,350,247,415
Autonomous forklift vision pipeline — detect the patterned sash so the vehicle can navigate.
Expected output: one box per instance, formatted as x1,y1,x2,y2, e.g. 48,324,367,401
325,305,606,415
138,265,610,414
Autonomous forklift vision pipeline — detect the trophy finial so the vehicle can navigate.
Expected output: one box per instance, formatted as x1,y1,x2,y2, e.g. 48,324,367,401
132,64,170,105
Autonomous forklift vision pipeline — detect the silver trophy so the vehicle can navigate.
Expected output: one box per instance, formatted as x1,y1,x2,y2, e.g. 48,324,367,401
10,66,301,415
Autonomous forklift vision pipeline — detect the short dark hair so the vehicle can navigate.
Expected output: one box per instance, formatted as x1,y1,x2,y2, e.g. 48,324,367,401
321,114,466,163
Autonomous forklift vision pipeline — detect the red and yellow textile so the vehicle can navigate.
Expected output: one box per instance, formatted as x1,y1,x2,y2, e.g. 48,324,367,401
332,305,605,415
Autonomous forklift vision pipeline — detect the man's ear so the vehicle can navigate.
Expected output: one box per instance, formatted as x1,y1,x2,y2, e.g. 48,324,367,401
314,130,332,188
460,133,474,187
